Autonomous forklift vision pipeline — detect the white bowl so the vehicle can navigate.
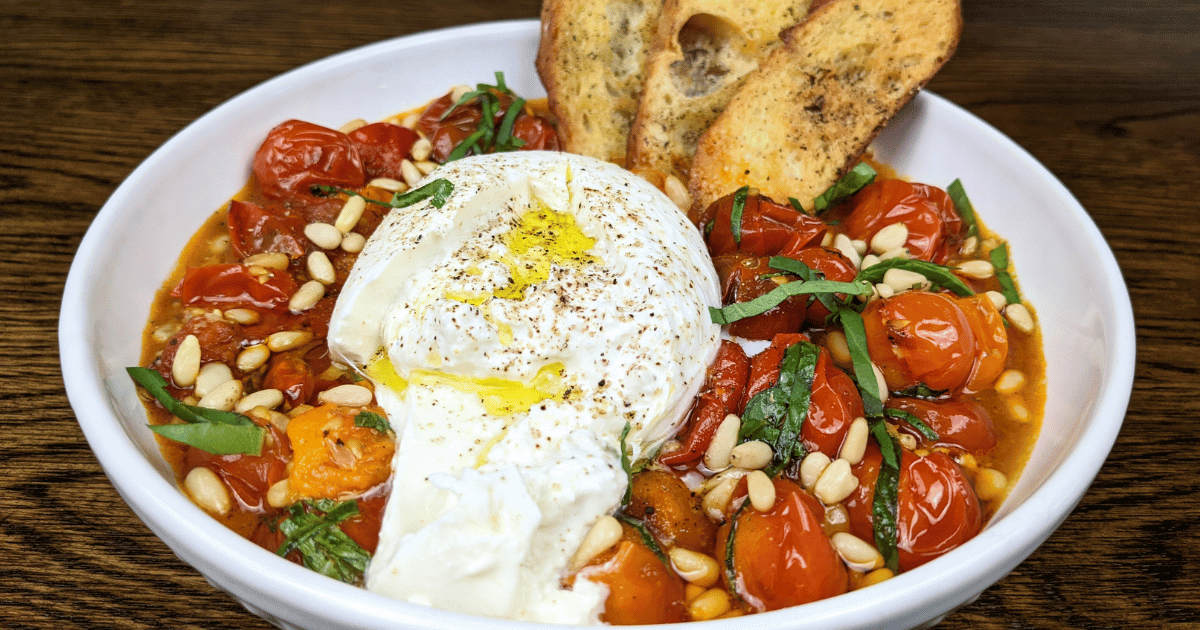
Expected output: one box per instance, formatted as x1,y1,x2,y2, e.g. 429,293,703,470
59,19,1135,630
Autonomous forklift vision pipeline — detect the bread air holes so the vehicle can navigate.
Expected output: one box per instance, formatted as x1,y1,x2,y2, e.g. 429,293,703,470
606,0,647,79
669,14,746,98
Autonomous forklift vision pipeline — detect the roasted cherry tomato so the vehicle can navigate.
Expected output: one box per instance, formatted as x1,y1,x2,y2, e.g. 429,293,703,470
788,247,858,326
717,478,847,611
172,263,298,313
714,255,806,340
887,397,997,453
262,352,316,409
577,537,687,625
511,114,562,151
154,317,244,387
348,122,418,181
624,470,717,552
227,200,307,259
339,490,388,554
957,294,1009,392
846,446,982,572
742,333,809,403
183,421,290,513
842,180,963,263
417,92,560,162
704,192,828,258
252,120,365,200
661,341,750,465
286,404,395,500
861,292,977,392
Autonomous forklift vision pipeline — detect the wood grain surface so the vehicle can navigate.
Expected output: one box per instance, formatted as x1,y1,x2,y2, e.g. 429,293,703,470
2,0,1197,628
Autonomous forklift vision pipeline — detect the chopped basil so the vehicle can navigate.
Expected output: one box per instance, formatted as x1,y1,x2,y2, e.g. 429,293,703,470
614,514,667,566
812,162,877,213
833,309,884,417
128,367,264,456
893,382,947,400
311,184,393,207
871,455,901,572
276,499,370,584
354,411,391,435
946,179,979,238
788,196,811,215
440,71,531,162
724,500,749,595
619,421,633,507
729,186,749,244
768,255,844,314
390,178,454,209
708,278,869,325
494,97,528,153
855,258,975,297
990,242,1021,304
704,219,715,236
739,342,820,476
884,407,940,441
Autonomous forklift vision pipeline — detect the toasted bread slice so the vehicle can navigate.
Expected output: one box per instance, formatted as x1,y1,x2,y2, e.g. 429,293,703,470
625,0,813,175
688,0,962,216
536,0,664,163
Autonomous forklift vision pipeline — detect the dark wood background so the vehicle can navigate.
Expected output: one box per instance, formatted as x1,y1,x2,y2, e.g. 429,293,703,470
2,0,1197,627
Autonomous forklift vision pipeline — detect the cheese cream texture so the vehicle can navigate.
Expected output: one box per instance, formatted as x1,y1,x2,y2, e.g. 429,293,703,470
326,152,721,622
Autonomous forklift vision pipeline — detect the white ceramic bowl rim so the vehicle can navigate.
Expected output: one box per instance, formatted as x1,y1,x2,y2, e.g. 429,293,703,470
59,19,1135,630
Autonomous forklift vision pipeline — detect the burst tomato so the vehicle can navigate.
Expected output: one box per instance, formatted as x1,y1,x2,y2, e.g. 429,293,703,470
262,352,316,409
577,539,687,625
704,192,828,258
227,200,307,259
714,255,806,340
957,294,1009,392
661,341,750,465
183,422,290,513
172,263,298,313
787,247,858,326
348,122,419,181
252,120,365,200
843,180,963,263
861,291,977,392
417,92,559,162
887,397,997,453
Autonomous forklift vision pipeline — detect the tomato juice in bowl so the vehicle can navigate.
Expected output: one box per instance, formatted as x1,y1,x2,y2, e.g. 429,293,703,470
59,20,1133,630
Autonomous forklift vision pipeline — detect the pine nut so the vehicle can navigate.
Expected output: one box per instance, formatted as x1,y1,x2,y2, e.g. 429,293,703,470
699,467,747,494
669,548,720,587
975,467,1009,501
872,362,889,403
870,223,908,254
224,308,261,325
832,532,883,571
569,515,622,570
318,384,373,407
341,232,367,253
840,417,870,465
368,177,407,192
449,84,472,104
267,330,314,352
664,174,691,211
860,253,881,269
209,234,230,255
243,252,289,270
152,323,180,343
702,476,738,518
415,160,438,176
185,467,231,515
687,588,731,621
305,222,343,249
897,433,918,450
879,247,910,261
824,503,850,534
814,458,858,505
1004,303,1035,333
400,159,423,187
851,238,869,256
197,379,242,411
194,362,233,398
235,388,284,414
399,112,421,129
956,452,979,470
959,235,979,256
237,344,271,372
994,369,1027,394
875,282,896,299
172,334,201,387
307,251,336,285
833,233,862,268
746,470,776,511
1007,396,1031,422
334,195,367,234
800,451,832,490
730,440,773,470
684,583,706,603
984,290,1007,311
338,118,368,134
956,259,995,279
703,414,740,470
860,567,895,588
821,231,834,247
825,329,851,368
266,478,292,509
410,137,433,162
882,268,929,293
289,280,325,313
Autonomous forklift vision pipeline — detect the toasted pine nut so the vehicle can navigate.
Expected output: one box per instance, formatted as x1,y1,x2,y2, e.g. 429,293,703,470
664,174,691,211
799,451,832,490
984,290,1007,311
882,268,929,293
410,137,433,162
832,532,884,570
956,452,979,470
746,470,776,511
234,388,284,414
224,308,260,325
703,414,740,471
833,234,862,268
956,259,995,279
860,253,881,269
415,160,438,176
267,331,314,352
305,222,343,249
699,467,747,494
307,251,336,285
1004,303,1035,333
288,404,315,418
289,280,325,313
840,417,869,465
341,232,367,253
172,334,201,387
243,252,289,270
570,515,622,570
851,238,868,256
860,567,895,588
871,362,889,403
875,282,896,299
399,113,421,129
814,458,858,505
702,477,739,519
318,384,373,407
870,223,908,254
194,362,233,398
897,433,918,450
237,344,270,372
975,467,1009,501
197,379,242,412
368,177,406,192
824,503,850,534
879,246,910,261
338,118,367,134
266,478,291,509
959,235,979,256
825,329,851,368
334,195,367,235
401,159,423,187
994,369,1027,394
266,409,290,432
449,84,473,103
669,548,720,587
185,467,231,515
687,588,731,621
730,440,773,470
1007,396,1031,422
821,231,833,247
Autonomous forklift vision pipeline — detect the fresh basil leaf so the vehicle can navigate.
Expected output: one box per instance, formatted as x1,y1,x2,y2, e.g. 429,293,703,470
445,126,488,162
730,186,749,244
812,162,877,213
619,421,633,507
834,309,883,417
312,185,397,208
788,196,811,215
769,255,843,314
990,243,1021,304
494,97,527,152
277,500,370,584
872,460,901,572
391,178,454,209
868,417,900,470
709,278,869,325
893,382,947,399
614,514,667,566
767,342,820,476
855,258,975,297
884,407,940,441
946,179,978,238
724,500,748,595
128,367,264,456
354,411,391,435
129,367,246,426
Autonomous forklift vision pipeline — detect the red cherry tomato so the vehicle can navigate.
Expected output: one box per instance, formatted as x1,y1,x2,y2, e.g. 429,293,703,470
741,333,809,404
252,120,365,200
788,247,858,326
512,114,562,151
717,478,848,611
887,397,997,453
714,255,806,340
227,200,308,259
348,122,419,181
577,540,687,625
957,294,1009,392
172,263,298,313
705,192,828,258
262,352,315,409
153,317,245,390
861,292,977,392
661,341,750,465
183,421,290,513
339,490,388,554
843,180,963,263
417,92,560,162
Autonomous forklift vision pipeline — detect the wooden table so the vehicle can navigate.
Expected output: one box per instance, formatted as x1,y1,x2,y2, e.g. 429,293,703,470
2,0,1197,627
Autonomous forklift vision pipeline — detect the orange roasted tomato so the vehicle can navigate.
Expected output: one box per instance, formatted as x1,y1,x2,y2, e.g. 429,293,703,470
861,291,977,393
842,180,963,263
286,404,394,500
717,478,848,611
576,536,687,625
252,119,365,200
703,192,828,258
956,294,1009,392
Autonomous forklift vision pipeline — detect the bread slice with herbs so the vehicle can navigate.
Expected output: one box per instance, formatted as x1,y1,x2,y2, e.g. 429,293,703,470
688,0,962,216
536,0,664,163
624,0,814,176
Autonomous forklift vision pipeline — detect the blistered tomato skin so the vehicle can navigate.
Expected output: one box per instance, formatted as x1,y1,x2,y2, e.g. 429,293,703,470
715,256,806,340
705,193,827,258
252,120,365,200
661,341,750,466
348,122,419,181
172,263,298,313
843,180,962,263
578,540,687,625
789,247,859,326
227,200,308,259
861,292,977,392
887,397,997,453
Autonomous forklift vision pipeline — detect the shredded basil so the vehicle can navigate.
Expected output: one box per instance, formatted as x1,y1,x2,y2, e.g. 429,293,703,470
833,309,884,417
871,456,901,573
946,179,979,238
724,500,749,596
893,382,947,400
738,342,820,476
354,411,391,435
769,255,846,314
440,71,531,162
990,242,1021,304
788,196,811,215
812,162,877,213
390,178,454,209
276,499,370,584
709,278,869,325
619,421,633,507
884,407,940,441
855,258,975,297
614,514,667,566
729,186,749,244
128,367,264,456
